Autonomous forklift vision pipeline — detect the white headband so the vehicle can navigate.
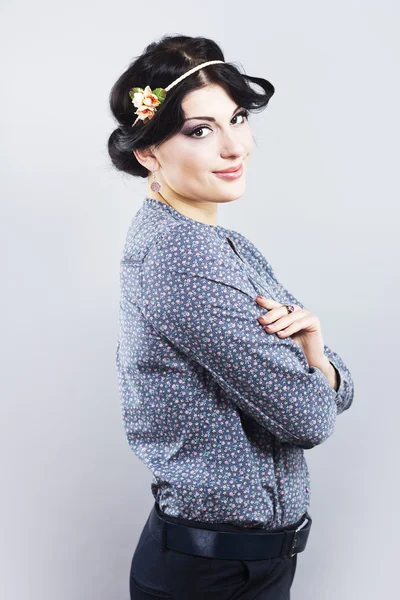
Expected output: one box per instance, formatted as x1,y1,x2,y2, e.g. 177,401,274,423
129,60,225,127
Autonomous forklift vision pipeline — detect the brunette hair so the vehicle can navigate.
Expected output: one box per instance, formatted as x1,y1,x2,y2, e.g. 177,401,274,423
107,34,275,178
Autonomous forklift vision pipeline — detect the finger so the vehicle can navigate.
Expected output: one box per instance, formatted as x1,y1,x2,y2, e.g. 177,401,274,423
262,310,307,333
255,296,281,308
274,315,311,337
258,304,301,326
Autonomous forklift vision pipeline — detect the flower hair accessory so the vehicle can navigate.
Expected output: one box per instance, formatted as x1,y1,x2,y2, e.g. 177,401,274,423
128,86,166,125
128,60,225,127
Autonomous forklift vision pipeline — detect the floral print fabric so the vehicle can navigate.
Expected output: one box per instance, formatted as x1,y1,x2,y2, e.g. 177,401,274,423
116,197,354,529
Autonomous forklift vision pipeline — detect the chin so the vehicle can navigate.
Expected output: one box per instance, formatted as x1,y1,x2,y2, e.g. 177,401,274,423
221,182,246,198
217,188,246,203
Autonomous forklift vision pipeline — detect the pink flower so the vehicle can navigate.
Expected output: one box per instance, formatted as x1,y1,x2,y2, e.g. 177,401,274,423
135,105,157,121
129,84,166,125
133,85,160,106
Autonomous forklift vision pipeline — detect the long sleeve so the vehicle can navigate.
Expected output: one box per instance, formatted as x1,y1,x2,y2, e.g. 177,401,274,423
229,231,355,416
126,225,346,450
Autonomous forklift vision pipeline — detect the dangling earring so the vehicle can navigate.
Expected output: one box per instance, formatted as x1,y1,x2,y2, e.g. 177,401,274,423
150,170,161,192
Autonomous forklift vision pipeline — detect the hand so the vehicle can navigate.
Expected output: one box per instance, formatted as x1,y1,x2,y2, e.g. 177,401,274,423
256,296,325,367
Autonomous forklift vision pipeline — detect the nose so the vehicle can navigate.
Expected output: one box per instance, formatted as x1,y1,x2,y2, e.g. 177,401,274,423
219,129,246,158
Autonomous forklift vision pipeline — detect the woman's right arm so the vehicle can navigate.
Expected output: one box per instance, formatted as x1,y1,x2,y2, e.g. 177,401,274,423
229,230,355,416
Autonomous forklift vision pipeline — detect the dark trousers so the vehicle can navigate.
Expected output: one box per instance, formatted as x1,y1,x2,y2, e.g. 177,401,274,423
129,504,301,599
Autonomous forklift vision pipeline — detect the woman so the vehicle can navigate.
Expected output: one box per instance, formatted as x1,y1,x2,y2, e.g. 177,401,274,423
108,34,355,600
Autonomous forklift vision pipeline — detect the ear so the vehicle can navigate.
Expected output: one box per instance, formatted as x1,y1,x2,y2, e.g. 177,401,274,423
133,146,159,171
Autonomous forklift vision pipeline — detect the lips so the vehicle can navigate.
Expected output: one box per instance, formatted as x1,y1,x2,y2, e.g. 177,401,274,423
212,163,244,180
213,163,242,174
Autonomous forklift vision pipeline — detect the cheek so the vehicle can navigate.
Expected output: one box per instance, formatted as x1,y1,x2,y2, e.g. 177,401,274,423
172,147,211,178
158,143,193,181
243,127,254,151
167,158,202,181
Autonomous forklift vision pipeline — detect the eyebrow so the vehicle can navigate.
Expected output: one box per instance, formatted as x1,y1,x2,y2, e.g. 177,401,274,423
182,105,243,123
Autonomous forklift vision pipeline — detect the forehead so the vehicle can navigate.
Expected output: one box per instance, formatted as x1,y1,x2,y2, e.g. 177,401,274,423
181,84,237,117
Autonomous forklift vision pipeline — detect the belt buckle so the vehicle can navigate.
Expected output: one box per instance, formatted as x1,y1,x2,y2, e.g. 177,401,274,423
289,516,309,558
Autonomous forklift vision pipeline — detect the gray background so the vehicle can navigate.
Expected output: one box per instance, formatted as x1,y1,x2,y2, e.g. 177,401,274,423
1,1,398,598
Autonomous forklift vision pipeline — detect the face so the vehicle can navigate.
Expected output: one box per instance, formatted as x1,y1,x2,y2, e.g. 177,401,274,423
140,84,253,205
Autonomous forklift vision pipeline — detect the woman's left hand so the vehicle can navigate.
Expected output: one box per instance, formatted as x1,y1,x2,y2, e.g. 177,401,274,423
256,295,325,366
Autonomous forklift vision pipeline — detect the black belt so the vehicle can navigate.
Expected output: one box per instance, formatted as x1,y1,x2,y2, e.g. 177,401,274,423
148,502,312,560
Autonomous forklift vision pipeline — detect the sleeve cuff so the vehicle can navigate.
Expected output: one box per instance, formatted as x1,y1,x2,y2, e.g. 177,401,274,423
327,357,352,414
328,359,342,395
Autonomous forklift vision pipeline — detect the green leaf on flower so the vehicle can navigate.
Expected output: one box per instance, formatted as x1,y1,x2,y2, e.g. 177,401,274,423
152,88,167,103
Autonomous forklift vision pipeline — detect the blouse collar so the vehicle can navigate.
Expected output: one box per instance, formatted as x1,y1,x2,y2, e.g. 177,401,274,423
143,196,231,239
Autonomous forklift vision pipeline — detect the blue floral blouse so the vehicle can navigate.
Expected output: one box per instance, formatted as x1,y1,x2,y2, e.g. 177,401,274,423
116,196,354,529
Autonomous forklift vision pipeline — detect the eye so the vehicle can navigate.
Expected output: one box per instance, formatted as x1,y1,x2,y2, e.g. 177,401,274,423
232,109,250,125
188,125,212,139
186,109,250,139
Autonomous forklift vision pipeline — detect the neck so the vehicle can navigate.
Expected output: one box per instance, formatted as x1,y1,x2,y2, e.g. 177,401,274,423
146,186,219,227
